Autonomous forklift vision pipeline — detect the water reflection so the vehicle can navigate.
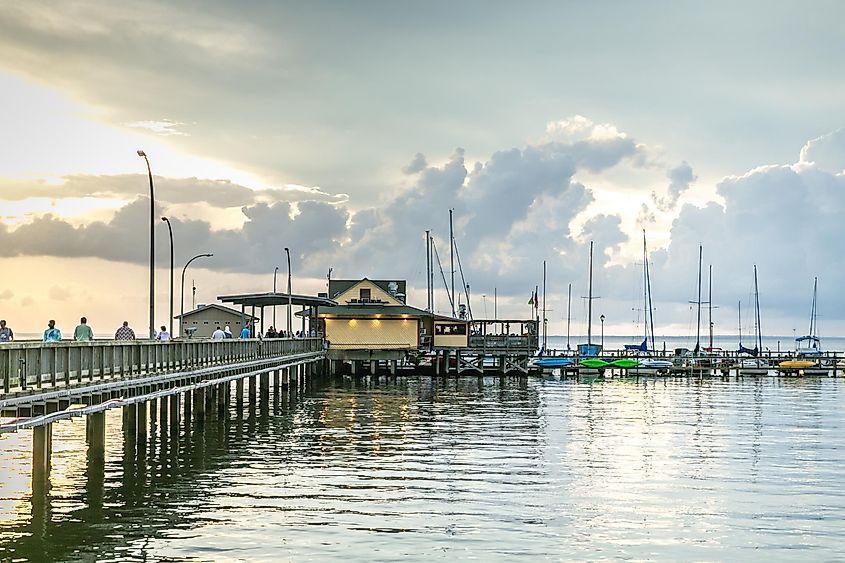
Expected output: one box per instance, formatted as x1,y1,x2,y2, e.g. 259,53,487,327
0,375,843,561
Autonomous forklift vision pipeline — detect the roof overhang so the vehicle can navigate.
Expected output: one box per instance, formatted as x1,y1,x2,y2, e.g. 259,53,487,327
218,292,337,308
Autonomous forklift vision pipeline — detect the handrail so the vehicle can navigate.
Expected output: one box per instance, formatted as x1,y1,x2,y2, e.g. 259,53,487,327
0,338,323,395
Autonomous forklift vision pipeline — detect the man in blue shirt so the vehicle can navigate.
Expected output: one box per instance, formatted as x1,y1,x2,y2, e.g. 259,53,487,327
240,324,251,339
43,319,62,342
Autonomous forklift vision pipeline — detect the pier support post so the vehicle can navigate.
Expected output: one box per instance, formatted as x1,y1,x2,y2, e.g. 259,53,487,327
236,378,244,410
217,383,227,417
390,359,397,375
184,390,192,427
260,372,270,402
123,404,137,447
87,411,106,462
194,387,206,421
370,360,376,375
248,375,257,407
169,393,180,429
149,398,158,424
137,401,148,441
435,351,441,376
159,393,169,428
32,423,52,483
351,361,357,376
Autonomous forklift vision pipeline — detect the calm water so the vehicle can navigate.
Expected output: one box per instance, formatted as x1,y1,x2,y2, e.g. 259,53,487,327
1,375,844,561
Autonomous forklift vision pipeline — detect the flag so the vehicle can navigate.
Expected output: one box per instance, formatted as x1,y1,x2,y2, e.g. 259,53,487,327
528,293,534,305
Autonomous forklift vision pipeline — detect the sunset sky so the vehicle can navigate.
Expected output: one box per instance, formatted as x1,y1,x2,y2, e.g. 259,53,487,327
1,1,844,338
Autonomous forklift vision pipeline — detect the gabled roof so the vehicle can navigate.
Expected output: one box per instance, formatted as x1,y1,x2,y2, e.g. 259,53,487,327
174,303,258,320
329,278,406,302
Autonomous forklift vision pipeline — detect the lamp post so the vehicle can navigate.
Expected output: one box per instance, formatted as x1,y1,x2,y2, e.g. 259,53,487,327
161,217,174,337
284,248,292,336
600,314,605,350
180,253,213,337
137,150,155,339
273,266,279,329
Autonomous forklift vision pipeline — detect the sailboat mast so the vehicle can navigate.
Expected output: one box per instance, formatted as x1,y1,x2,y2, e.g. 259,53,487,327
644,231,656,352
425,230,432,312
566,283,572,351
810,276,818,337
738,300,742,346
696,245,702,350
587,241,594,346
642,231,648,344
708,264,713,350
754,265,762,352
449,209,455,317
542,260,547,351
494,287,497,320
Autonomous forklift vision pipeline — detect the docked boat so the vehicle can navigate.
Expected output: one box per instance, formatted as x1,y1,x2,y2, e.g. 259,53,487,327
738,266,770,375
778,278,829,375
531,356,575,369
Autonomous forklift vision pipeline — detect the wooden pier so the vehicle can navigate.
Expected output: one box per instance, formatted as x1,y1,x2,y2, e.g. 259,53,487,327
1,338,325,483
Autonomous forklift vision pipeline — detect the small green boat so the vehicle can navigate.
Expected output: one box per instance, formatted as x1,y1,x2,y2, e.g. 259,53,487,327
610,359,640,369
579,358,609,369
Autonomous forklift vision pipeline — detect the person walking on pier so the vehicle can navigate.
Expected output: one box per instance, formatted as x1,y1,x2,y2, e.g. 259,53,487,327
212,326,226,340
0,320,13,342
115,321,136,340
74,317,94,341
43,320,62,342
240,324,252,339
157,325,171,342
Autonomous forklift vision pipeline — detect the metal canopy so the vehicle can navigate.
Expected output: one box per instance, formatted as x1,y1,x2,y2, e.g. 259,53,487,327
217,292,337,308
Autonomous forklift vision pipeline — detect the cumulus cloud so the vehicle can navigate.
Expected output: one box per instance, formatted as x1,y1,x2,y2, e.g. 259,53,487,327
650,155,845,320
799,128,845,173
0,197,349,275
402,153,427,174
649,161,696,212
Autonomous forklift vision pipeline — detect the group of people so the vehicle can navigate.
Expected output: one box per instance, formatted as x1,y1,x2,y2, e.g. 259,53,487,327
210,324,253,340
264,326,315,338
0,318,172,343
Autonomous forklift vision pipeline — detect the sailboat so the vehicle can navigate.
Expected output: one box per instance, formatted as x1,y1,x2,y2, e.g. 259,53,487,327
779,277,828,374
673,245,712,373
738,265,769,375
626,231,671,374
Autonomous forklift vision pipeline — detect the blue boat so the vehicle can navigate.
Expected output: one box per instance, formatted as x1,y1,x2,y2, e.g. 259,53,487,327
531,356,575,368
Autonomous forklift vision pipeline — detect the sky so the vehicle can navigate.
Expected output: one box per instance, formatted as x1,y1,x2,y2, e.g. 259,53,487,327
1,0,844,340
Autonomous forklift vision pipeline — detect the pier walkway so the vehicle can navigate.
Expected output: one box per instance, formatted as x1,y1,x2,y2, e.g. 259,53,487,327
0,338,325,481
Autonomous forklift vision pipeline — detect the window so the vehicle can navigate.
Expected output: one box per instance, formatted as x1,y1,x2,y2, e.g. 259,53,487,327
435,323,467,336
360,288,371,302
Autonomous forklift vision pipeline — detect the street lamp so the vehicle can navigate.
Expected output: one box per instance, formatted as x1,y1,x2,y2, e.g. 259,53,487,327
161,217,174,337
600,314,606,350
137,150,155,339
180,253,213,337
273,266,279,329
284,248,292,336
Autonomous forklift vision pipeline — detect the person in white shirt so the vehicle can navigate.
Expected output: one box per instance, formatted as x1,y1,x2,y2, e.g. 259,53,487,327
223,325,233,339
211,326,226,340
157,325,171,342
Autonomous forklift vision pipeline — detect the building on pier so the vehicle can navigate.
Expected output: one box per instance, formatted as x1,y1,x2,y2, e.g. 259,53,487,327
174,304,258,338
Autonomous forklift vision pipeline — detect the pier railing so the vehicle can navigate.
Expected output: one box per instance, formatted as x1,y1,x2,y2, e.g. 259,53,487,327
0,338,323,395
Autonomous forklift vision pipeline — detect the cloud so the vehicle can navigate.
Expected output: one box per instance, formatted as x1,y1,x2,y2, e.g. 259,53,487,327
402,153,427,174
799,128,845,173
125,119,189,136
0,175,346,208
0,289,13,300
651,154,845,321
648,161,696,212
